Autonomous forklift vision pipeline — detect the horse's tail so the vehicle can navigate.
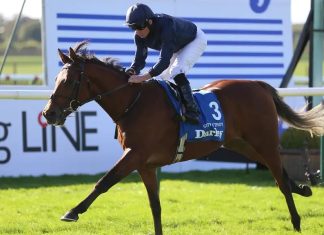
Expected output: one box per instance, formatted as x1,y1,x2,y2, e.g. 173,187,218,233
257,81,324,137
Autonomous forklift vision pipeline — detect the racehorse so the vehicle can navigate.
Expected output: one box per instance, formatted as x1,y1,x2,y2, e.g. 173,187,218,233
42,41,324,234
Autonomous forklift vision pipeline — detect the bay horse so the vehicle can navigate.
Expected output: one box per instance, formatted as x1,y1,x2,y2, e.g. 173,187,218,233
42,41,324,234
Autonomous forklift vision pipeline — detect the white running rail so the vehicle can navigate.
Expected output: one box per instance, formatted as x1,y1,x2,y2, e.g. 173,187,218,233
0,90,52,99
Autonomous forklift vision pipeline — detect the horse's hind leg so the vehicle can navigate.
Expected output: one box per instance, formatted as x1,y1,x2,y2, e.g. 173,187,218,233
138,168,162,235
284,168,312,197
228,139,312,197
230,138,312,197
266,151,301,231
225,139,301,231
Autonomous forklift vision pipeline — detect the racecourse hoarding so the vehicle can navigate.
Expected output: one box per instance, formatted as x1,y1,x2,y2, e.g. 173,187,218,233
0,0,292,176
0,101,122,176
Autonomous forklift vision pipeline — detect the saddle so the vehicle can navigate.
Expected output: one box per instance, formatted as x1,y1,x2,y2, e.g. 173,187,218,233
155,79,225,141
155,79,225,161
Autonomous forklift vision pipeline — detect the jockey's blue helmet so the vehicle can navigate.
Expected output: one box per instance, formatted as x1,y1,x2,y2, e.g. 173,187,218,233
125,3,154,30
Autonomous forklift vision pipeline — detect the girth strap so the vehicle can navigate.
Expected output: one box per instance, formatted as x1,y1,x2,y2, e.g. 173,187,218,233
173,133,187,163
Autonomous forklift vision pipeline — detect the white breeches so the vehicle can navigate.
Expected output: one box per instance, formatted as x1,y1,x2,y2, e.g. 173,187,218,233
159,27,207,80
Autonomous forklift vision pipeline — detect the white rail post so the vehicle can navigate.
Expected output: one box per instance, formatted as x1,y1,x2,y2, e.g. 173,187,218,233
311,0,324,181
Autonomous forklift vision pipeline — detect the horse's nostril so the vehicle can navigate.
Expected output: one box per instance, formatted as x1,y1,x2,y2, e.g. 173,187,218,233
43,110,56,119
49,111,56,117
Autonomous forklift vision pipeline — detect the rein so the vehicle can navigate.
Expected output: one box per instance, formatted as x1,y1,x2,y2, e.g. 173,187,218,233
51,61,141,122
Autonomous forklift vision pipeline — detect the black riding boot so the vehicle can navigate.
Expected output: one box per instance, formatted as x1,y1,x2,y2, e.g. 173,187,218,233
174,73,200,124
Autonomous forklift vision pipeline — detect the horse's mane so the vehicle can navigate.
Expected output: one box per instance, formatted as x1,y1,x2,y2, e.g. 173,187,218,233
73,41,125,74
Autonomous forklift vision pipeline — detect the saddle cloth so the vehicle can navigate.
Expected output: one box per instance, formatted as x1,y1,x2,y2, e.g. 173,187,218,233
156,79,225,142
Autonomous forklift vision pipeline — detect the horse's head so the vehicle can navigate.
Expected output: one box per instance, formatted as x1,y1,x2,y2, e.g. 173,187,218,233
43,41,133,126
42,46,93,126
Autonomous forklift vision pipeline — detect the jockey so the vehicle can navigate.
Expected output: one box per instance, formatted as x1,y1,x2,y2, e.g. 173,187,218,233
125,3,207,124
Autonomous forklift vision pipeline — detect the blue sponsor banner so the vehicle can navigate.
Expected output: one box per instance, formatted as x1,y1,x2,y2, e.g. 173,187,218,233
44,0,292,89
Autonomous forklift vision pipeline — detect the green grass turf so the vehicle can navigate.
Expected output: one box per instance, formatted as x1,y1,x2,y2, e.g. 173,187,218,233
0,56,42,74
0,56,43,85
0,170,324,235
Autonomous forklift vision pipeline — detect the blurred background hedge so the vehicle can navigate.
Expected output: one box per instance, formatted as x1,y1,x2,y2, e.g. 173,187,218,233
280,128,320,149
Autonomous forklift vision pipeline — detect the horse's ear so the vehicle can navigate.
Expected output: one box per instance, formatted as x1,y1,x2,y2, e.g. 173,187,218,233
58,48,72,64
69,47,78,62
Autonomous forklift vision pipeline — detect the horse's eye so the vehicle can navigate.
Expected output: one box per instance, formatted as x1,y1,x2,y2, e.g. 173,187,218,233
63,78,73,86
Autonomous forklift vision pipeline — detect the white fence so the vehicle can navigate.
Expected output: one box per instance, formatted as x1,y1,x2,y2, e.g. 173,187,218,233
277,87,324,96
0,90,51,99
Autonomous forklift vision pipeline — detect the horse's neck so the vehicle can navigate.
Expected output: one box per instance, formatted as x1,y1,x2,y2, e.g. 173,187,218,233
88,64,138,122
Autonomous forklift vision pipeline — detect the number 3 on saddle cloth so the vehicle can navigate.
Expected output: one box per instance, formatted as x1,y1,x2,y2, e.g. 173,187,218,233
156,79,225,162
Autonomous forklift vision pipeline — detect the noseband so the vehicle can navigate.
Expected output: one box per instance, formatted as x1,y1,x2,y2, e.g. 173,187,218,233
50,61,140,122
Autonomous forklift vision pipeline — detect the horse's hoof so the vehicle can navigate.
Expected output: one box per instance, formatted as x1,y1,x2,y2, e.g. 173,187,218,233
292,216,301,232
60,211,79,222
294,226,301,233
300,184,312,197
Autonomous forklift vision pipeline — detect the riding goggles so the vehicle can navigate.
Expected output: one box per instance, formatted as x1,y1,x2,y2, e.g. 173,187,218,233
127,23,146,31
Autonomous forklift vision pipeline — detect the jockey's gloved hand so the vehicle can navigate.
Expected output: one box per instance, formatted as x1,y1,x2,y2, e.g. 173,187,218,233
125,68,136,76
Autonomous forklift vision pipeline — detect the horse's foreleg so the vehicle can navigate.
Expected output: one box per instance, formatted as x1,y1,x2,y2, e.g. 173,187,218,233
138,168,162,235
61,148,139,222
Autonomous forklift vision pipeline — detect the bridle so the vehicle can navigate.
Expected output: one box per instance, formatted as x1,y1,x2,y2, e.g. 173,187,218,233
50,61,141,122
